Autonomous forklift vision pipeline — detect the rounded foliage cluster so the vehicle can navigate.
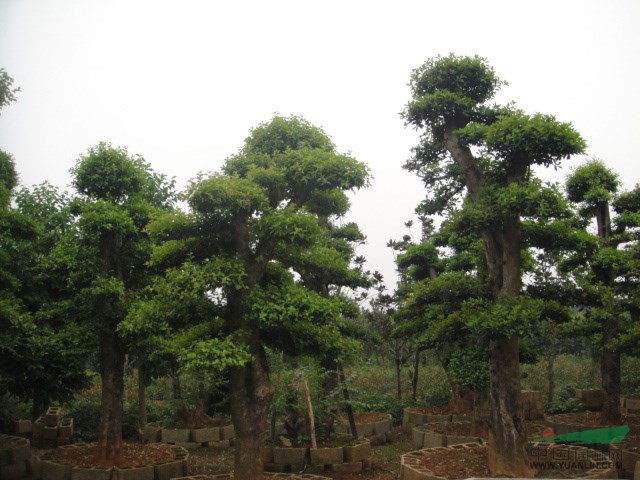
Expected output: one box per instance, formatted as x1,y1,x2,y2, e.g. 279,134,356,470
72,143,145,202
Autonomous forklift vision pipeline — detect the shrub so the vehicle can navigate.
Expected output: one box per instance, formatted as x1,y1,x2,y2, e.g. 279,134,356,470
422,381,452,406
122,403,143,440
146,400,175,425
69,400,100,441
548,384,581,414
0,394,30,433
622,355,640,395
69,400,154,441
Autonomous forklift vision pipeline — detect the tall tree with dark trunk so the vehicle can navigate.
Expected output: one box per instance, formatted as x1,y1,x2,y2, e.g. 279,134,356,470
149,115,368,479
69,143,174,464
403,54,585,476
566,159,640,424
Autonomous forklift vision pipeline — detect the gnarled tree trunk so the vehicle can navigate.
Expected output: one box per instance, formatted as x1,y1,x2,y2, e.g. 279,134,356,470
484,206,534,477
445,126,533,477
487,335,533,476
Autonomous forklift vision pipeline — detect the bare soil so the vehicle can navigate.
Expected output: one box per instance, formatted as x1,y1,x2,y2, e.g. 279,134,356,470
421,446,491,479
558,411,640,426
48,442,175,468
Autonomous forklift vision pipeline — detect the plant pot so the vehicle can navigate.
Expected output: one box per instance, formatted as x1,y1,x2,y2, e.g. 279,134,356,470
114,464,154,480
70,466,112,480
142,423,162,443
190,426,220,443
161,428,190,444
342,440,371,463
309,446,343,466
273,446,308,471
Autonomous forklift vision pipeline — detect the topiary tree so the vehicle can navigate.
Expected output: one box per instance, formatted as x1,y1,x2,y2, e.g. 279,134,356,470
403,54,585,476
566,159,640,424
148,115,369,479
66,142,174,464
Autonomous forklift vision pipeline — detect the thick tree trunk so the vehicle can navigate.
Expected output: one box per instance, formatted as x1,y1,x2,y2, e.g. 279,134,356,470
487,336,534,477
228,213,273,479
601,319,621,424
95,229,125,465
95,328,125,465
444,125,532,476
229,339,274,479
484,210,533,477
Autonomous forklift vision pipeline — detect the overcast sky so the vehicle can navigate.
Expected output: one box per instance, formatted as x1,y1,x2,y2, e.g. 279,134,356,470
1,0,639,289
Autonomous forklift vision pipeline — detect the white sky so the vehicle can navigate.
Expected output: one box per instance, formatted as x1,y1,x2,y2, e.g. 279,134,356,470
1,0,639,289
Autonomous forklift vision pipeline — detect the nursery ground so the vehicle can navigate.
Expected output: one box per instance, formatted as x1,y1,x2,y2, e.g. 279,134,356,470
187,432,413,480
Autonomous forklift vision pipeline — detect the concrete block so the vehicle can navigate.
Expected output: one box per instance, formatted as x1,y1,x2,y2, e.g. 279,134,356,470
14,420,32,434
45,407,61,427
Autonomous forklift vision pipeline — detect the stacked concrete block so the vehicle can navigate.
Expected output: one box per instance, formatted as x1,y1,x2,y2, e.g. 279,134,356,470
26,407,74,448
31,417,46,448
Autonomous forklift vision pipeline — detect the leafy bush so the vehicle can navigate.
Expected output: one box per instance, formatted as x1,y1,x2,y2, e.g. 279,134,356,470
0,394,30,433
447,349,488,391
70,400,153,441
421,381,452,406
146,376,175,401
622,356,640,394
352,394,411,426
521,354,599,407
548,384,581,414
146,401,176,425
69,400,100,441
122,403,143,439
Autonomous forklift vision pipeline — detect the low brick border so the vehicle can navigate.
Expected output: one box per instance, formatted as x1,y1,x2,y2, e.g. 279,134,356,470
411,422,485,449
334,413,393,442
171,474,332,479
143,423,235,450
546,413,640,435
38,443,188,480
402,408,452,430
400,442,618,480
264,438,371,473
0,434,32,480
